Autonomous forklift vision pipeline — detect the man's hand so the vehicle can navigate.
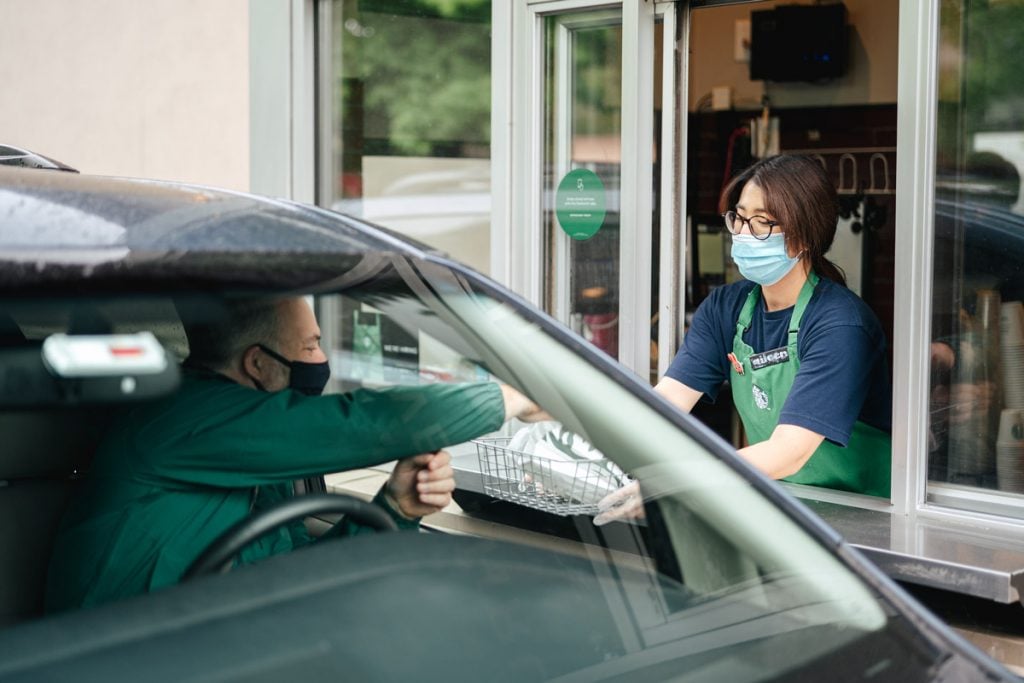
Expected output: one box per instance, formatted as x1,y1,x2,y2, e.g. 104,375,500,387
385,450,456,519
500,384,551,423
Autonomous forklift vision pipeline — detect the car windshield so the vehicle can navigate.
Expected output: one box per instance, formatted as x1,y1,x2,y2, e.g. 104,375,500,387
0,251,945,681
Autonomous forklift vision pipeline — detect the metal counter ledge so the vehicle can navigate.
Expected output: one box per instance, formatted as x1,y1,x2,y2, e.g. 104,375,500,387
325,451,1024,605
780,486,1024,606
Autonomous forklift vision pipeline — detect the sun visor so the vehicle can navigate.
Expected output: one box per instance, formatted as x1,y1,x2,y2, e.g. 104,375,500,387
0,332,180,407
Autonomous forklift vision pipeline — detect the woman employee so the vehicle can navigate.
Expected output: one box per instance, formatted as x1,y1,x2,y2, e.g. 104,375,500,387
659,153,892,497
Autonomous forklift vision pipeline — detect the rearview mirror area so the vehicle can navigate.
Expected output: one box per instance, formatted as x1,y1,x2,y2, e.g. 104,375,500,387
0,334,179,408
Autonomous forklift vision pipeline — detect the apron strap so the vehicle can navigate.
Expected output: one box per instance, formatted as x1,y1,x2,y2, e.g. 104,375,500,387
736,271,819,340
736,284,762,337
787,271,820,347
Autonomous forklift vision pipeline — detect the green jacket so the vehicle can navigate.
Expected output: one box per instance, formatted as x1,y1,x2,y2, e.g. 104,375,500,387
45,371,505,612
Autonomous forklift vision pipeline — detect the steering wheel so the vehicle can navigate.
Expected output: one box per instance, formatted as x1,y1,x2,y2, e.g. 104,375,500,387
183,493,398,580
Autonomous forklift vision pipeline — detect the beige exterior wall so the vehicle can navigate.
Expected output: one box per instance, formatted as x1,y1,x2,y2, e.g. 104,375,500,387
0,0,250,191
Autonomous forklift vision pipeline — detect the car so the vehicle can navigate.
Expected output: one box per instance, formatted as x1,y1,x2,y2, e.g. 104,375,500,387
934,196,1024,304
0,161,1015,682
0,143,78,172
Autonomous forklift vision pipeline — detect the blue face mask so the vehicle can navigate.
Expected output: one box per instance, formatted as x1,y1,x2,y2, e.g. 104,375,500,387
730,233,801,286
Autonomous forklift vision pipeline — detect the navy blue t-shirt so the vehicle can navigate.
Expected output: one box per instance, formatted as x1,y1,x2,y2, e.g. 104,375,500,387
666,278,891,446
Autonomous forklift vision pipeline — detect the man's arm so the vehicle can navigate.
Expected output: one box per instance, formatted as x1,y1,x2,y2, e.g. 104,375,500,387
138,381,508,488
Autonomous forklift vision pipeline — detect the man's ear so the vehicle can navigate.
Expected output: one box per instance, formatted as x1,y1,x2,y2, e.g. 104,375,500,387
241,345,263,382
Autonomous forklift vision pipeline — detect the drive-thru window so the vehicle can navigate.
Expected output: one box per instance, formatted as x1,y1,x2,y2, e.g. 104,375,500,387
251,0,1024,668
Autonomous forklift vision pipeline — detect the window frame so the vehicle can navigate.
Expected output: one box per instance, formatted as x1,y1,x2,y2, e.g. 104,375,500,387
892,0,1024,530
286,0,1024,531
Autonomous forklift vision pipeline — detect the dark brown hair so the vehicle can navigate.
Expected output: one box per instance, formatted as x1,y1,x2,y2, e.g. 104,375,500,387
719,154,846,286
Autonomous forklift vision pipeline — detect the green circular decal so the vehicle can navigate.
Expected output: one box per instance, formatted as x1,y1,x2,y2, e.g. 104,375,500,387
555,169,606,240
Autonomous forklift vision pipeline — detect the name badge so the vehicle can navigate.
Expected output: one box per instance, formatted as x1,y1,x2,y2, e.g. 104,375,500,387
749,347,790,371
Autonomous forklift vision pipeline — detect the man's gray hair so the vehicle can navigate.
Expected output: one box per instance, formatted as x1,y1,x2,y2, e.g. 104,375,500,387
178,298,281,370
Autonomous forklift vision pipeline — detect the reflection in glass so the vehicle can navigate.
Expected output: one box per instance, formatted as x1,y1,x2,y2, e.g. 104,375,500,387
306,262,924,679
0,279,946,675
930,0,1024,503
325,1,492,274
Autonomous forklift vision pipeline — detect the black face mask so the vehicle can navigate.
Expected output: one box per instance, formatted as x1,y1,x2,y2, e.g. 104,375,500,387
255,344,331,396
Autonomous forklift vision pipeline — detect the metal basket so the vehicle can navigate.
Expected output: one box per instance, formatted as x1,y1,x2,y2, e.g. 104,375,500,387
473,436,624,516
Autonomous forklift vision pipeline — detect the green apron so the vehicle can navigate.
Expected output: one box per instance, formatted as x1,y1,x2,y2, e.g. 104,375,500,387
730,272,891,497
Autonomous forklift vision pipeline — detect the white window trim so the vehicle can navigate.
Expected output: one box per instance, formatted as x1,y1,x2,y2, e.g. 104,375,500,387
657,2,686,379
495,0,664,378
618,0,656,377
490,0,515,288
249,0,316,203
890,0,940,521
315,0,335,207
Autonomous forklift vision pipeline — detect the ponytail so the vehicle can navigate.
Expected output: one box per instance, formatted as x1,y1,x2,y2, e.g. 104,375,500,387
811,255,847,287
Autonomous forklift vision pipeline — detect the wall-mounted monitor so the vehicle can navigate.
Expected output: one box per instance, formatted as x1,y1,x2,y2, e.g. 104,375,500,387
750,4,848,82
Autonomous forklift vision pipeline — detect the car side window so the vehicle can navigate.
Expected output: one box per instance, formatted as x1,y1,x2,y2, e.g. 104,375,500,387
319,293,489,394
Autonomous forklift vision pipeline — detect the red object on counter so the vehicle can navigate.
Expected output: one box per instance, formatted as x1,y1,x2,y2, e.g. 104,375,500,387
584,313,619,358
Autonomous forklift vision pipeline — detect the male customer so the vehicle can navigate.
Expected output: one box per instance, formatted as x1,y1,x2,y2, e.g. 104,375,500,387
46,297,542,611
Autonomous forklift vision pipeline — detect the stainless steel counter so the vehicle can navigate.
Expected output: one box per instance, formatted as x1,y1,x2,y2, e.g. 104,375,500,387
451,447,1024,605
795,497,1024,605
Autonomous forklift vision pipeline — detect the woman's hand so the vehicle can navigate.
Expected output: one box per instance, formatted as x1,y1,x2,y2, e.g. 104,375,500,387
593,481,644,526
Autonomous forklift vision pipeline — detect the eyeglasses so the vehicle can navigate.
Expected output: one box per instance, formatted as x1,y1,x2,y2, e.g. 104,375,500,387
722,210,780,240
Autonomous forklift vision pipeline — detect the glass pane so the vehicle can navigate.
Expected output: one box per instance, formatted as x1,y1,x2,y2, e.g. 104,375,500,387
543,12,623,360
1,276,951,675
300,263,936,679
324,0,492,274
929,0,1024,508
320,296,488,393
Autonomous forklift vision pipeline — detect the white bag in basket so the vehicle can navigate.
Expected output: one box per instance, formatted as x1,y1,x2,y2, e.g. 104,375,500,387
506,422,628,504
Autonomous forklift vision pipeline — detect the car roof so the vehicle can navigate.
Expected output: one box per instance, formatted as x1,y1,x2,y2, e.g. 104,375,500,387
0,166,442,294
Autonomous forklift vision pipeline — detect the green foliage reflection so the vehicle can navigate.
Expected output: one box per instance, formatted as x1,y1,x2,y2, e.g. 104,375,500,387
337,0,491,157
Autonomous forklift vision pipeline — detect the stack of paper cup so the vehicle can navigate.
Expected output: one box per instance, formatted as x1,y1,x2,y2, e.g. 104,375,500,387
948,291,1003,483
947,332,995,481
1002,301,1024,409
997,408,1024,492
978,290,1002,332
